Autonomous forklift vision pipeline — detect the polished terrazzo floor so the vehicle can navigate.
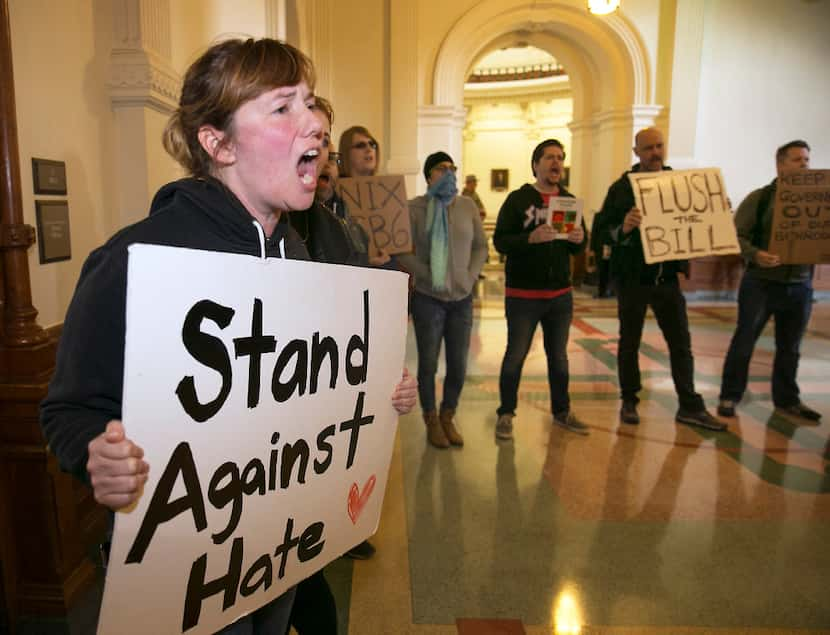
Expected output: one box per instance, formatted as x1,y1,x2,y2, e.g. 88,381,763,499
335,273,830,634
9,273,829,635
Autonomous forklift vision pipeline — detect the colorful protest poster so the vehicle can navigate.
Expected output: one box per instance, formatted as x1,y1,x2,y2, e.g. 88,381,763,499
545,196,584,239
97,245,408,635
629,167,740,264
337,175,412,257
767,169,830,264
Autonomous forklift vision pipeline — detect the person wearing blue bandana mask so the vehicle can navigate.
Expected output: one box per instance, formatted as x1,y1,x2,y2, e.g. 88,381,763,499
399,152,488,448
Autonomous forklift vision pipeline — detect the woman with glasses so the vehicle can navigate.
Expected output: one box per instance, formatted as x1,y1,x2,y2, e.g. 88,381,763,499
336,126,394,270
338,125,379,178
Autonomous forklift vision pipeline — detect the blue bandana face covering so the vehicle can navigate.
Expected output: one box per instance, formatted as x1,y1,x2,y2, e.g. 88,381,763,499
425,170,458,291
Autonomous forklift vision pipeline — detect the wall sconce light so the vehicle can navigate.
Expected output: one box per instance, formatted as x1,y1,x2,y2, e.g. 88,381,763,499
587,0,620,15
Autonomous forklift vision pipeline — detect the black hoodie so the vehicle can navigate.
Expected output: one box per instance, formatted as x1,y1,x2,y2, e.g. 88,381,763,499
493,183,587,291
40,178,309,482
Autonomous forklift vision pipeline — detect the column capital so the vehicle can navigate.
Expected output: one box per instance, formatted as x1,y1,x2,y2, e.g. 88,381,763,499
109,0,179,114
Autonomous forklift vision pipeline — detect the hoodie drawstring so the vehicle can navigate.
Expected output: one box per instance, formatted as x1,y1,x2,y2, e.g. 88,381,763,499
252,221,266,260
279,237,285,259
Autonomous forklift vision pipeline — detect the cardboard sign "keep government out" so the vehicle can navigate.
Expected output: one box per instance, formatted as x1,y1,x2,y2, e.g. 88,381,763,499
768,169,830,264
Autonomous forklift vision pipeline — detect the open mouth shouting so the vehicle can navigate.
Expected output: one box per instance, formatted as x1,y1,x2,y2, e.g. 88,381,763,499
298,148,320,189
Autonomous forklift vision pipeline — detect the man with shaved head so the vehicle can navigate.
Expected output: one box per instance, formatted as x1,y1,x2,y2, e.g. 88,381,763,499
600,127,725,431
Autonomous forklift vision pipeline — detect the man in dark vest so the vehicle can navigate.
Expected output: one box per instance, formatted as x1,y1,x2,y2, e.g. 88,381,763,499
718,140,820,421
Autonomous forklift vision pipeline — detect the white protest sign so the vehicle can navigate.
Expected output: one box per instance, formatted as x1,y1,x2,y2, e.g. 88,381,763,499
97,245,408,635
629,168,740,264
544,196,584,239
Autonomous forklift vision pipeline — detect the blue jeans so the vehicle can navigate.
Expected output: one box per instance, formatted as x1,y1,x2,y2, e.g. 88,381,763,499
216,588,295,635
497,293,573,417
720,275,813,408
410,291,473,412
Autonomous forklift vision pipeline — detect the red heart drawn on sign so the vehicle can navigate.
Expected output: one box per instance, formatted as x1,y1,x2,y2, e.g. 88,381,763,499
347,474,377,524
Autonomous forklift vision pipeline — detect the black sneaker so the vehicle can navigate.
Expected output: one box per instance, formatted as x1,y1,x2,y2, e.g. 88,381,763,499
344,539,376,560
717,399,736,417
553,411,590,436
777,402,822,422
620,401,640,424
676,408,727,431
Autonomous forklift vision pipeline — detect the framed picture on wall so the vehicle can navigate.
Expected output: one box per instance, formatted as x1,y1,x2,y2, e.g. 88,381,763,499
491,169,509,192
35,200,72,264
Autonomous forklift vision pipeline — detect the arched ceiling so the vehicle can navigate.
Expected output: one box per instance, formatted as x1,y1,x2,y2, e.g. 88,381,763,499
432,1,651,118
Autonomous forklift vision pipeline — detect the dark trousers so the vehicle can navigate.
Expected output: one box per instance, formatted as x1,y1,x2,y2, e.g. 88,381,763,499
410,290,473,413
720,275,812,408
616,281,704,412
497,293,573,417
597,257,613,297
218,588,296,635
287,570,337,635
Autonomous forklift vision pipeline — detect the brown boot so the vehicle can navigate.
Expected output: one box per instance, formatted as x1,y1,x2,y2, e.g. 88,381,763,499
424,410,449,448
439,408,464,446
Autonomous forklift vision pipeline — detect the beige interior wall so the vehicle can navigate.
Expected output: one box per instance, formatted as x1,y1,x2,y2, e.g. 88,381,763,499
415,0,481,106
694,0,830,205
319,0,386,167
170,0,269,72
10,0,119,328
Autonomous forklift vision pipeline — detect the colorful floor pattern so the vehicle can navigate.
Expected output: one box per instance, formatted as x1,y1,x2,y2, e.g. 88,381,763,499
15,275,829,635
335,275,830,634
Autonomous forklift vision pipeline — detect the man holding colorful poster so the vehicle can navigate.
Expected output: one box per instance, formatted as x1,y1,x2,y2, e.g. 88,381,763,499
602,127,725,431
492,139,588,441
718,140,822,421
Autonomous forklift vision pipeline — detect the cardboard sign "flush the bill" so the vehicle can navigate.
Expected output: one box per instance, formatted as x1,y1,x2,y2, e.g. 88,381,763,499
629,168,740,264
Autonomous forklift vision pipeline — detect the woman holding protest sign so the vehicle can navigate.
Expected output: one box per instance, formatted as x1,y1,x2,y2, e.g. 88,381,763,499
337,125,396,270
40,38,415,635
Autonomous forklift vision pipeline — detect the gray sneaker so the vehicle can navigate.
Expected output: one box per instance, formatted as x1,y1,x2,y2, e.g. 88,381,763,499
553,411,590,436
495,413,514,440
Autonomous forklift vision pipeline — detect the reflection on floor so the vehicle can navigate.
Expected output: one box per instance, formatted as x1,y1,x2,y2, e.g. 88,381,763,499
340,275,830,634
7,275,829,635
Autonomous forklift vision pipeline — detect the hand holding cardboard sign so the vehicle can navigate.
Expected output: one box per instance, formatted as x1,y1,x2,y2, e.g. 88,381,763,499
754,249,781,268
622,208,642,234
87,420,149,510
369,248,391,267
529,224,556,244
567,225,584,244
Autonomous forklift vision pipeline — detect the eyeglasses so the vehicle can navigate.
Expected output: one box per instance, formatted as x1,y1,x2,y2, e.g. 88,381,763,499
431,164,457,175
351,140,378,151
328,151,342,167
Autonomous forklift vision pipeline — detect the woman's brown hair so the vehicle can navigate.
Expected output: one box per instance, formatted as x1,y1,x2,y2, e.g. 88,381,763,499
163,38,316,177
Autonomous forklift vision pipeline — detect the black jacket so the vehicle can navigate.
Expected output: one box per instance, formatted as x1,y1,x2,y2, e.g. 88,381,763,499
40,177,308,482
493,183,587,291
287,201,369,267
601,164,689,286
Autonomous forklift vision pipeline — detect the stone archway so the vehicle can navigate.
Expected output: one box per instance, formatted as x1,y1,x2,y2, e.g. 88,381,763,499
420,1,659,210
